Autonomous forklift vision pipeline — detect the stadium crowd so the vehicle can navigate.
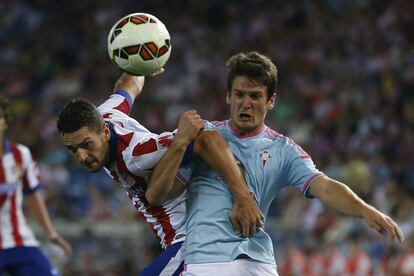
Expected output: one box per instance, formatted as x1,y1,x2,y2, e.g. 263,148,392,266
1,0,413,275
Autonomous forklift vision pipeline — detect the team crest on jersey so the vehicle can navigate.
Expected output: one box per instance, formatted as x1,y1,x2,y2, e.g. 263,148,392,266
259,151,271,166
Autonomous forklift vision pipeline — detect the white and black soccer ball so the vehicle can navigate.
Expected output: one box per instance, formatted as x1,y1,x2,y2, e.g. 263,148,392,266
107,13,171,76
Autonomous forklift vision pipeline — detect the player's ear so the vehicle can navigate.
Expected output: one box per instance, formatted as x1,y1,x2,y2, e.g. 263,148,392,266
226,92,231,104
267,93,276,110
103,123,111,142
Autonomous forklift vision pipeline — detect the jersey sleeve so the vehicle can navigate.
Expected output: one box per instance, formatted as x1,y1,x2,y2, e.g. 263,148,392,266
126,129,197,186
97,90,133,117
126,131,174,172
282,140,324,198
174,120,216,185
203,120,216,131
19,145,41,194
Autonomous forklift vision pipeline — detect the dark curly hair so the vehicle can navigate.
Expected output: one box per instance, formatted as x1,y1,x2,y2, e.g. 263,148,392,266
226,51,278,99
56,98,104,134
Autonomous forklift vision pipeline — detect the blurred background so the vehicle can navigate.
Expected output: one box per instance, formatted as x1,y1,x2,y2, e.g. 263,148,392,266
1,0,414,275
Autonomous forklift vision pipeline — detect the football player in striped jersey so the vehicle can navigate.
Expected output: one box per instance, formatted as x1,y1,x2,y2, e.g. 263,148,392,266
57,73,261,275
0,97,72,275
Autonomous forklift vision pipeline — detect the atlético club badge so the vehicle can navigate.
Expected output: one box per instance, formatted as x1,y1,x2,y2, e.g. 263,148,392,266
259,150,271,166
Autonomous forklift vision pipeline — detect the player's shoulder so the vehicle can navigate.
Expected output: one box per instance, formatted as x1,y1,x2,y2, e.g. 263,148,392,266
210,120,227,127
265,128,311,159
264,127,286,142
6,141,32,162
7,141,30,153
97,92,133,116
263,128,298,148
205,120,228,130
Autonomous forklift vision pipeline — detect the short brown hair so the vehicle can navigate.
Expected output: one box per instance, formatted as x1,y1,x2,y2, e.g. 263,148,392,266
57,98,104,134
226,51,278,99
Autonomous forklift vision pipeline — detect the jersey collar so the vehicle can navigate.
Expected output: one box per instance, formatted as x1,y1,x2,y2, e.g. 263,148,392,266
0,140,11,158
227,121,267,139
106,122,118,163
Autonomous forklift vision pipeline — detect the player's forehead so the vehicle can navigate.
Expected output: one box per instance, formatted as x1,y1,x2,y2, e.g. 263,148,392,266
231,76,267,94
62,126,97,145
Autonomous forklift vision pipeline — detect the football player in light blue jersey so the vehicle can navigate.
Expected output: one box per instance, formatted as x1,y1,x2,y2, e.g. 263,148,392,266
148,51,404,275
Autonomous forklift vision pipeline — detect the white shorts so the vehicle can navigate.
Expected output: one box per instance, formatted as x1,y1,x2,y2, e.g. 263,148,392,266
183,259,278,276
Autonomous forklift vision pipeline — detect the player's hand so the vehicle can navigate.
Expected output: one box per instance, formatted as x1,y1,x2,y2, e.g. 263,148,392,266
361,204,404,243
231,194,263,238
114,73,145,96
50,234,73,256
174,110,204,146
149,68,164,76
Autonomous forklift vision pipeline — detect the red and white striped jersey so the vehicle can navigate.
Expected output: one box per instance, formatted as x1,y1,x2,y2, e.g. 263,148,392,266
0,141,40,250
97,91,188,249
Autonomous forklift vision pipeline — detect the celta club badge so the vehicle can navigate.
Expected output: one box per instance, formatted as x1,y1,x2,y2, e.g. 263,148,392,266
259,151,271,166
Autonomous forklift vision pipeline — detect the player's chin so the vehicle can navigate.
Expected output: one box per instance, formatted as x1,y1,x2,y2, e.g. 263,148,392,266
84,163,103,173
236,122,259,134
235,119,254,128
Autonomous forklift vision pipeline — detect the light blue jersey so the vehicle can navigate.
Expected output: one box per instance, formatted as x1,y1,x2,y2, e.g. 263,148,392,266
185,120,324,265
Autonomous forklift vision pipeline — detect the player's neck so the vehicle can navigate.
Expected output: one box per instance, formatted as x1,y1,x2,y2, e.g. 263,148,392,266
102,142,111,167
229,121,266,137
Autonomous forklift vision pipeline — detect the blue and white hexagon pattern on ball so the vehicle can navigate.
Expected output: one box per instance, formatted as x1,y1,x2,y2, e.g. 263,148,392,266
108,13,171,76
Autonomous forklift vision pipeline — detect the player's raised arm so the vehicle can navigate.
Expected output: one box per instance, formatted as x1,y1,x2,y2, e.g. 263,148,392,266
113,69,164,103
309,175,404,243
113,73,145,103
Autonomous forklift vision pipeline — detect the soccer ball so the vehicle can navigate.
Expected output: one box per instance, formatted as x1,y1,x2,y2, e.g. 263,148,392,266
107,13,171,76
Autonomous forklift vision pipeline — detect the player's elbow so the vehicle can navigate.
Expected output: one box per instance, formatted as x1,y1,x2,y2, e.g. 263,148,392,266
194,130,226,155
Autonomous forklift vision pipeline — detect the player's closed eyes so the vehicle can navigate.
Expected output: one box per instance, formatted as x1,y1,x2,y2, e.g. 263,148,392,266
234,91,262,101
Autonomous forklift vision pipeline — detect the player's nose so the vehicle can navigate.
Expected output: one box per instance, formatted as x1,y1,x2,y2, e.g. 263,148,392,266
75,149,89,163
240,97,252,108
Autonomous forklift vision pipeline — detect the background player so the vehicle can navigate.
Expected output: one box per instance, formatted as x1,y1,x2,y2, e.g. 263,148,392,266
147,51,405,275
0,97,72,275
56,73,262,275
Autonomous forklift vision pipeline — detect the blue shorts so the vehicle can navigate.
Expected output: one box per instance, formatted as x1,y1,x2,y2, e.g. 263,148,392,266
140,241,185,276
0,246,58,276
